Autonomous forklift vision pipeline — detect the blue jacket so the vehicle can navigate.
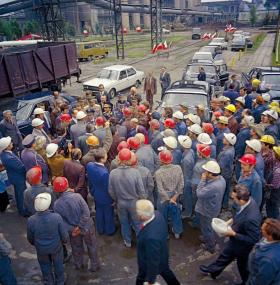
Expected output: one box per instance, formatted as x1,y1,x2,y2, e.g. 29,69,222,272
27,210,68,255
175,121,187,136
247,240,280,285
181,149,195,184
217,145,235,179
216,128,230,155
136,145,159,174
191,157,210,187
238,169,262,207
224,89,239,104
252,105,266,124
87,162,113,205
0,150,26,185
137,211,169,284
233,108,243,124
235,127,251,158
244,94,253,109
171,148,182,165
265,124,279,141
255,152,265,184
210,144,217,159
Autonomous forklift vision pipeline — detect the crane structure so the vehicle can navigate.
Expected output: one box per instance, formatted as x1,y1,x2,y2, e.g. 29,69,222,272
113,0,124,59
150,0,162,50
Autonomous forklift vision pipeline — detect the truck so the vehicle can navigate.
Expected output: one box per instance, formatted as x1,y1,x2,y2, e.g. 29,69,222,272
0,41,80,98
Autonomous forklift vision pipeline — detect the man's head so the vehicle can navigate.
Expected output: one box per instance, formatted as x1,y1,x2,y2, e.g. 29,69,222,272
98,84,105,93
160,66,166,73
239,87,247,97
130,86,137,95
26,167,42,186
136,199,154,222
3,110,13,122
53,91,59,98
239,153,256,173
231,184,250,206
71,148,82,161
261,218,280,242
101,95,107,103
93,147,107,164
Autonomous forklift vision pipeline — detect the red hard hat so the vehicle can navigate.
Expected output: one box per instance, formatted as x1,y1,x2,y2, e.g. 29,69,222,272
197,144,211,157
123,107,132,117
127,137,141,150
26,166,42,185
239,154,256,166
60,114,72,122
213,111,222,118
118,148,132,161
150,119,160,130
95,116,105,126
53,177,69,193
138,104,147,112
130,152,138,166
164,118,175,129
202,122,214,135
117,141,129,152
159,150,173,164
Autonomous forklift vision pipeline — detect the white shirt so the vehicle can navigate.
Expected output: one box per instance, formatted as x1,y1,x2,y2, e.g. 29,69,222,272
143,214,155,227
237,198,251,215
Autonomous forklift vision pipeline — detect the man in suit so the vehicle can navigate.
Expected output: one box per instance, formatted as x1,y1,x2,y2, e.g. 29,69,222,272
159,67,171,100
199,184,262,285
135,199,180,285
96,84,110,104
144,72,157,108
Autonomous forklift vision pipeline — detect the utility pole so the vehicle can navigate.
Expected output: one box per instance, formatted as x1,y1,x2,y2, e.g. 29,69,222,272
150,0,162,50
113,0,124,59
273,7,280,53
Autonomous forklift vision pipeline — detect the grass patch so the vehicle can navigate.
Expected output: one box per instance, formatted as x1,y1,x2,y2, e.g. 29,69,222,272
248,32,266,52
272,35,280,66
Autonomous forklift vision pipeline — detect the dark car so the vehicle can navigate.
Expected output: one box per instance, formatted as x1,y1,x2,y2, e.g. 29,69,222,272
199,46,222,58
0,91,77,137
246,38,253,48
241,67,280,99
156,80,212,120
231,36,246,51
192,28,201,40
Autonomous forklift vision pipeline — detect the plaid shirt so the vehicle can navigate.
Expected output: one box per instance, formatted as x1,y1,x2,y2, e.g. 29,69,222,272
155,164,184,202
262,149,275,183
269,159,280,190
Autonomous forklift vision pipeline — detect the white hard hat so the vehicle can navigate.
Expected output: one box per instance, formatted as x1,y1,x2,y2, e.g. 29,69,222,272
32,118,44,127
262,93,271,102
160,129,176,138
242,115,254,125
34,193,52,212
0,136,12,151
246,139,262,153
211,218,231,237
163,136,178,149
267,109,278,120
76,111,87,120
46,143,58,158
173,111,184,120
235,96,245,105
33,108,45,115
224,133,237,145
188,123,202,135
202,160,221,174
186,114,201,125
197,133,212,145
178,135,192,149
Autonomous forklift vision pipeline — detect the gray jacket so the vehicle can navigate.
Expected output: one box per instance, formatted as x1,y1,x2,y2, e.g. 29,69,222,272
195,176,226,218
70,121,87,148
136,144,159,174
191,157,211,187
181,149,196,184
135,165,154,202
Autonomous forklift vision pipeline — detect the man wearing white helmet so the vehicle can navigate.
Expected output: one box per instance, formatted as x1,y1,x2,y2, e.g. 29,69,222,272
264,109,279,141
173,111,187,136
185,113,201,126
197,132,216,159
32,118,51,145
234,97,245,124
0,136,26,216
27,192,68,285
33,107,51,135
188,123,202,153
216,116,230,155
217,133,236,208
195,160,226,253
70,111,87,147
178,135,195,218
163,136,182,165
262,93,271,108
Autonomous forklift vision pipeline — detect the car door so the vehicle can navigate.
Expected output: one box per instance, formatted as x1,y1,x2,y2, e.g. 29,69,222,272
127,67,137,86
118,69,128,91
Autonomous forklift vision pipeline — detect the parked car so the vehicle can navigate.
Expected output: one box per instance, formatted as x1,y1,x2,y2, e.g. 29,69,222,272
162,28,170,34
208,37,228,50
76,41,109,61
156,80,212,120
199,45,222,58
83,65,145,99
192,27,201,40
192,51,226,67
231,36,246,51
242,67,280,99
245,37,253,48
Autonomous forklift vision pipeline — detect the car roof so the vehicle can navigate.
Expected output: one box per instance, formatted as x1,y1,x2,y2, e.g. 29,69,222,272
255,67,280,73
18,95,51,104
166,89,207,96
103,65,134,71
211,38,224,41
194,52,212,55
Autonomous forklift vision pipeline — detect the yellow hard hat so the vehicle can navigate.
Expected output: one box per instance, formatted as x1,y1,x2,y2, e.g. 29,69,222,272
269,101,279,108
225,104,236,113
273,146,280,157
270,106,280,114
86,135,99,146
252,78,260,88
260,135,275,145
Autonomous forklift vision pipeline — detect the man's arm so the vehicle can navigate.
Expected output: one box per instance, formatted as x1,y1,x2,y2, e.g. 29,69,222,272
232,219,260,245
254,257,278,285
136,172,147,199
155,171,169,202
57,215,69,244
26,219,35,246
103,126,113,153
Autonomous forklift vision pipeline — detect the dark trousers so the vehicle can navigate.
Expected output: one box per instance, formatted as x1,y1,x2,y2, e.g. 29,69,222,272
0,256,17,285
161,87,167,101
206,242,252,283
146,90,154,108
95,203,116,235
136,267,180,285
37,247,64,285
13,181,26,216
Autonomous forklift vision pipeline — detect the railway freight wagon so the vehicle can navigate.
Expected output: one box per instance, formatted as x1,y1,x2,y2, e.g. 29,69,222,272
0,42,80,97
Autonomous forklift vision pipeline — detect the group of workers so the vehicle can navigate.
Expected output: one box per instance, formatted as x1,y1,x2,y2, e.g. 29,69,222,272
0,72,279,285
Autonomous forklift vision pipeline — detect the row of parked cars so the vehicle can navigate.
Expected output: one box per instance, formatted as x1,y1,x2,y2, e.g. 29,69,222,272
231,30,253,51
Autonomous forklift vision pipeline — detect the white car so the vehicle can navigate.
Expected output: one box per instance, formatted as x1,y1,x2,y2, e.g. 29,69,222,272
208,38,228,50
162,28,170,34
83,65,145,98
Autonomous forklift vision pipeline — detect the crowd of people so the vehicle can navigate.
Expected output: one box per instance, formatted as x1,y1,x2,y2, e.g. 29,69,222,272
0,71,280,285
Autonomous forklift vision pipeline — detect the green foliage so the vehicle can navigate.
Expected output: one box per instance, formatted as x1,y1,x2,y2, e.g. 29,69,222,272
0,19,22,40
23,20,40,35
64,21,76,37
250,5,258,26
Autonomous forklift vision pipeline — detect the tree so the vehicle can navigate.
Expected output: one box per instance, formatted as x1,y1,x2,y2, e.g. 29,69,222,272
23,20,40,35
250,5,258,26
64,21,76,37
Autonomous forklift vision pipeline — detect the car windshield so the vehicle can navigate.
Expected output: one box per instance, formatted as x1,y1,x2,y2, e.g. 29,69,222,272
233,38,244,44
187,65,216,75
193,53,212,61
163,92,208,108
97,69,118,80
16,102,33,121
263,74,280,90
211,39,223,43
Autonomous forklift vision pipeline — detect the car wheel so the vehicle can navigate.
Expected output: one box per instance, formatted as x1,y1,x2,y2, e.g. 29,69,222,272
109,88,116,99
135,80,141,88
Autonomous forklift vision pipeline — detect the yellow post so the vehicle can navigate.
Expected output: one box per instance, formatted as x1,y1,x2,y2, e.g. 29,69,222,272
238,49,242,60
231,56,236,68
